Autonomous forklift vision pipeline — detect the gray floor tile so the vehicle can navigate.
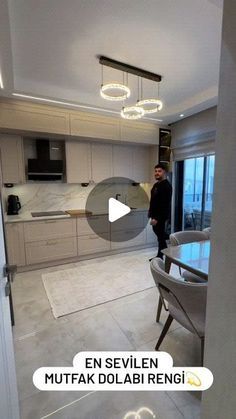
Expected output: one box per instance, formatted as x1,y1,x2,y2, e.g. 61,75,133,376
12,249,200,418
38,391,184,419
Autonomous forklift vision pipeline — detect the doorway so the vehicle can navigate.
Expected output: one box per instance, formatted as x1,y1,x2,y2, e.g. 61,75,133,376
174,155,215,231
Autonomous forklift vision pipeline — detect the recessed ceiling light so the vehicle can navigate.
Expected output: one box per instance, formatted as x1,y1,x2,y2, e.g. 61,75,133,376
180,113,184,117
12,93,163,122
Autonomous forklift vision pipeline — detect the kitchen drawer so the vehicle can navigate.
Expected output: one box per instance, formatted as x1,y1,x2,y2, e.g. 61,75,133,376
146,222,157,244
5,223,26,266
77,215,109,236
77,233,110,256
111,229,146,250
110,212,145,233
24,218,76,242
25,237,77,264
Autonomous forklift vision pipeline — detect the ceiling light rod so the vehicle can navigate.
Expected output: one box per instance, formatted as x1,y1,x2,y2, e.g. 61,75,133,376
99,56,162,83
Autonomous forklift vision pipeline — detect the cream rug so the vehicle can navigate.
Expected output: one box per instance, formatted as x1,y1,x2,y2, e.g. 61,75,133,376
42,254,155,318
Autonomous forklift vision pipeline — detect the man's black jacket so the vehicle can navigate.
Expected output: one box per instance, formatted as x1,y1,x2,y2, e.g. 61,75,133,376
148,179,172,222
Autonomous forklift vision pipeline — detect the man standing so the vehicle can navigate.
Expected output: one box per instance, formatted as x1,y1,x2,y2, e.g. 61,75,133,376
148,164,172,260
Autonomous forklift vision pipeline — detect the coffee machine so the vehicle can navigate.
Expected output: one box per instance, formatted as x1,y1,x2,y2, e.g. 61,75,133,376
7,195,21,215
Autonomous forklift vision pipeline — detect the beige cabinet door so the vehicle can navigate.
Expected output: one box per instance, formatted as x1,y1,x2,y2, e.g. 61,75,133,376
91,143,112,182
5,223,26,266
77,233,110,256
25,237,77,265
24,218,76,242
133,146,150,182
66,141,91,183
112,145,134,179
146,222,157,245
0,136,25,184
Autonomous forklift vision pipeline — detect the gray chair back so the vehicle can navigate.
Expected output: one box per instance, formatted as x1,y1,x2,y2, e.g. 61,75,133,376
170,230,208,246
203,227,211,239
150,258,207,337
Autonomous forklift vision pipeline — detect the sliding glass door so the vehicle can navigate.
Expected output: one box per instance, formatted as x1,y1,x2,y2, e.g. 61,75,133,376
175,155,215,231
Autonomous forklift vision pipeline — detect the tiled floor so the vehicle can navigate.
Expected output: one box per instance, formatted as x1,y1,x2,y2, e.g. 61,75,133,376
12,248,201,419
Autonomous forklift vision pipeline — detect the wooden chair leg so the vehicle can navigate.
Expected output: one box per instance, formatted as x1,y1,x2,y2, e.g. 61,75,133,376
156,296,163,322
201,337,205,365
155,314,173,350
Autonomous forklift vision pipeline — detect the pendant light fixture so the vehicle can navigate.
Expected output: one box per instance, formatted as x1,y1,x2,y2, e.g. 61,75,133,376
136,79,163,114
100,65,130,101
121,76,144,120
99,56,163,119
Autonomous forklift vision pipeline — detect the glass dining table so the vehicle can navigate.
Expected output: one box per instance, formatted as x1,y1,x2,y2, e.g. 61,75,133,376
155,240,210,322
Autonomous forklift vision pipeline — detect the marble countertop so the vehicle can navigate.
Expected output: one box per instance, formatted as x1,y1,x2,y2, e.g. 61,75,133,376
4,207,149,223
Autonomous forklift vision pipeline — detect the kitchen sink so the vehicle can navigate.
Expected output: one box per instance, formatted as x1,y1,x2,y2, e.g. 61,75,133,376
31,211,66,217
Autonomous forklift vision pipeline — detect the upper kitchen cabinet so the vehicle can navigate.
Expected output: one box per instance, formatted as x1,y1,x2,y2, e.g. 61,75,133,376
66,141,91,183
0,99,70,135
120,120,158,144
91,143,113,182
112,145,134,179
0,135,25,184
70,112,120,141
132,146,150,183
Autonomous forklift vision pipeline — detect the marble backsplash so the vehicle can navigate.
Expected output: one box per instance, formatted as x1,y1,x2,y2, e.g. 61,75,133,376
3,182,152,215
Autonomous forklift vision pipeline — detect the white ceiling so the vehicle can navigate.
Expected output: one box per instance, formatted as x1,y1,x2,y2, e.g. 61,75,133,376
1,0,223,123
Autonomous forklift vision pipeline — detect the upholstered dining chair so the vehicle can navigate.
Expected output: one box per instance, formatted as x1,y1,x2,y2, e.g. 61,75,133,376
203,227,211,239
150,258,207,365
169,230,209,283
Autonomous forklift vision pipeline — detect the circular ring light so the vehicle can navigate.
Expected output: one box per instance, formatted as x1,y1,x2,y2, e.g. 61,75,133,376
100,83,130,101
137,98,163,114
121,105,144,120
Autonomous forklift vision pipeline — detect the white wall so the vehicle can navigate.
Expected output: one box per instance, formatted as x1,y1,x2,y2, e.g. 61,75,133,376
201,1,236,418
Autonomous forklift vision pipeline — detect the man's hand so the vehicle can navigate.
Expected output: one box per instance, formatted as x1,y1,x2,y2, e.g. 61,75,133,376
150,218,158,226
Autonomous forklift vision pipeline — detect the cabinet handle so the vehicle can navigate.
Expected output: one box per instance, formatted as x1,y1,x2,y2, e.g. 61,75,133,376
46,240,58,245
45,220,57,224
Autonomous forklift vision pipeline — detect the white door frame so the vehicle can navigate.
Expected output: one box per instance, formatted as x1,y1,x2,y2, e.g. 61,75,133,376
0,196,19,419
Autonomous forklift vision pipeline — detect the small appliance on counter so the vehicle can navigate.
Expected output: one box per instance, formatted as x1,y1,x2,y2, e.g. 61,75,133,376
7,195,21,215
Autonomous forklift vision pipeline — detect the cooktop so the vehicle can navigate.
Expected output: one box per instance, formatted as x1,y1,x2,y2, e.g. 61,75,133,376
31,211,66,217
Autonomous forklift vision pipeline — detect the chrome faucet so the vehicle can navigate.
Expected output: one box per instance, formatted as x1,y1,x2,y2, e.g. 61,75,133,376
115,194,121,201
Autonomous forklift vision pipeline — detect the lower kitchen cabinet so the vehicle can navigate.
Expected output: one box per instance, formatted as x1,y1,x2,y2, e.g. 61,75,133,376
24,218,76,242
111,229,146,250
146,222,157,245
77,215,109,236
77,233,110,256
5,223,26,266
25,237,77,264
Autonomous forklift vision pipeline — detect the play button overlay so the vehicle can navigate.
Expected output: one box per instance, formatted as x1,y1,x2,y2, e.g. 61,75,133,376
108,198,131,222
85,177,150,242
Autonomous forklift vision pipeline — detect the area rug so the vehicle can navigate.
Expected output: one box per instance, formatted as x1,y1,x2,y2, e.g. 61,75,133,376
42,255,155,318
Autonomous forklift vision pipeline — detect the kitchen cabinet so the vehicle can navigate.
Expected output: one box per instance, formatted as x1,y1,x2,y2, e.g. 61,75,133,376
25,237,77,264
91,143,113,182
111,229,146,250
24,218,76,242
77,233,110,256
133,146,150,182
77,215,109,236
66,141,91,183
112,145,134,179
120,120,158,144
146,222,157,245
5,223,26,266
0,100,70,135
70,112,120,140
0,135,25,184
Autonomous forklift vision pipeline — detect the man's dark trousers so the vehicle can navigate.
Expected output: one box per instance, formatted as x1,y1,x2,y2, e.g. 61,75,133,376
153,220,167,258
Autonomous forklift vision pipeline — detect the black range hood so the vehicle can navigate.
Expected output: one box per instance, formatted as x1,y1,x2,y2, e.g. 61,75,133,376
28,140,63,181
